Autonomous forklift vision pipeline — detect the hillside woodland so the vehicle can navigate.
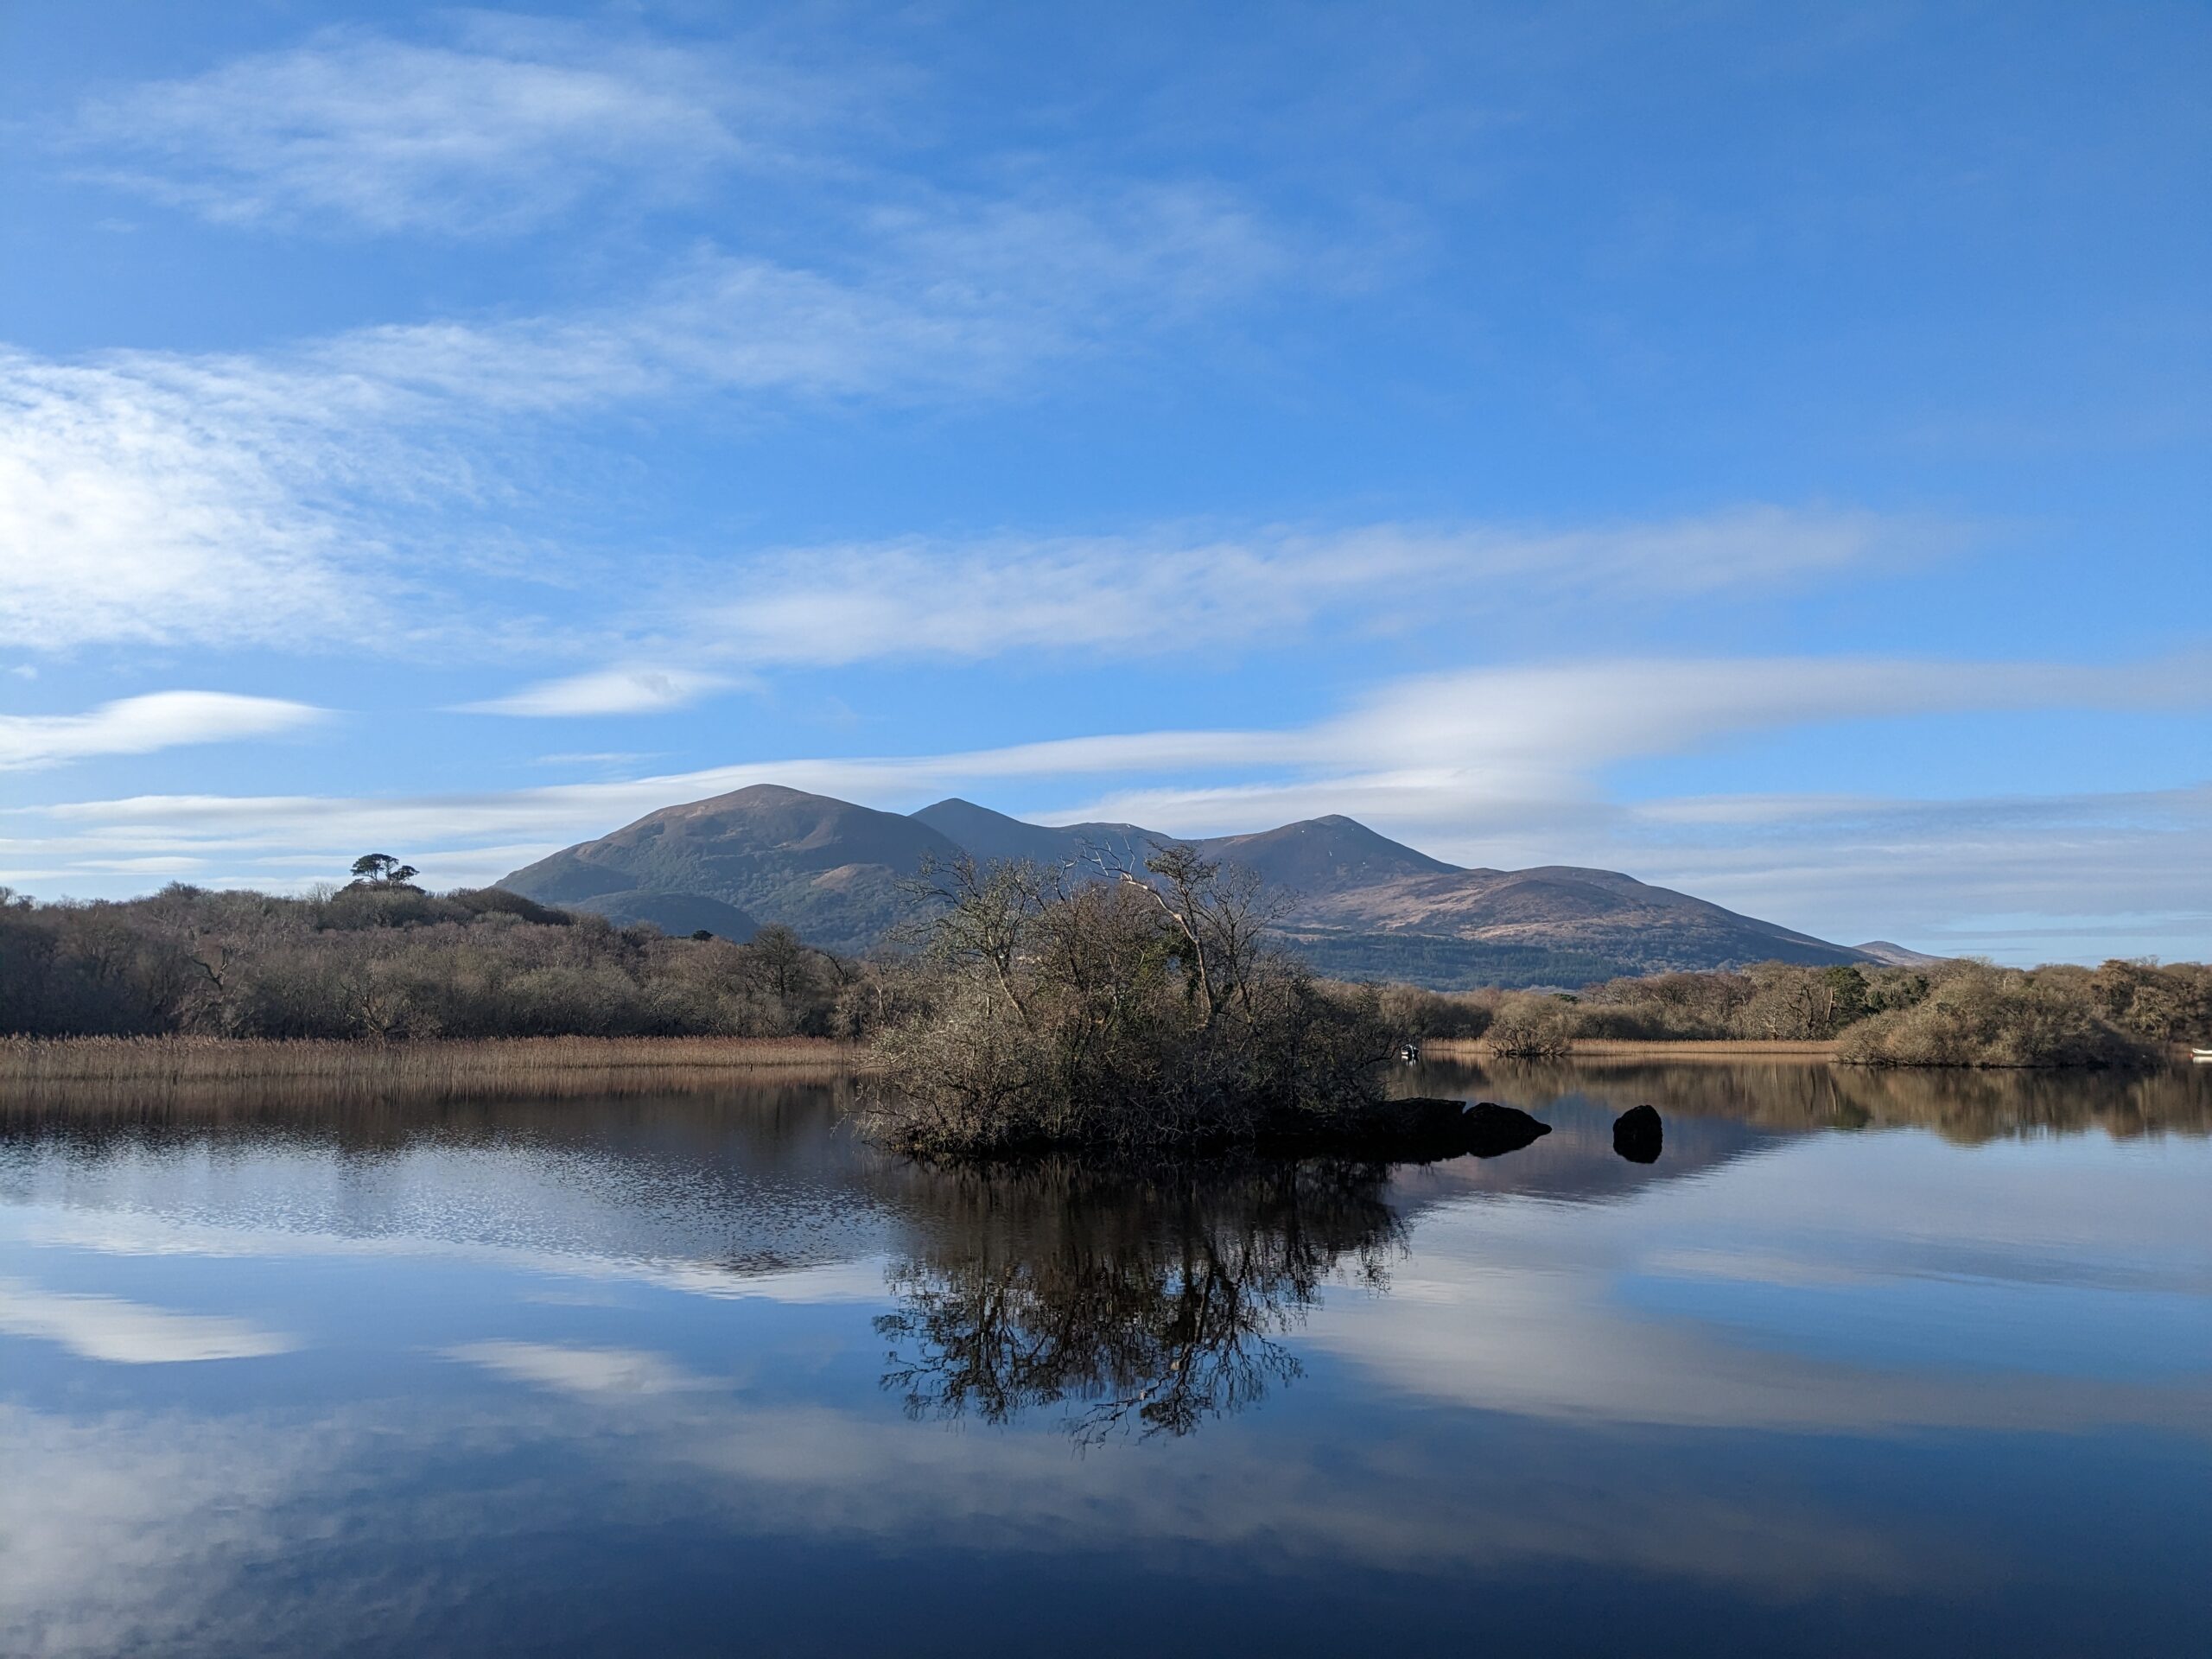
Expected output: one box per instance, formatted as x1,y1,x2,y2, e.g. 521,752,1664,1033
2,877,2202,1071
0,881,902,1041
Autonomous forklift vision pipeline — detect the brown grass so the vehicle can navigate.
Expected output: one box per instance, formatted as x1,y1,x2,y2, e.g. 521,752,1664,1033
0,1034,866,1113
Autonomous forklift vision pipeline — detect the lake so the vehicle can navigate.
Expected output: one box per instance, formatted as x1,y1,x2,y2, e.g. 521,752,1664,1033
3,1059,2207,1657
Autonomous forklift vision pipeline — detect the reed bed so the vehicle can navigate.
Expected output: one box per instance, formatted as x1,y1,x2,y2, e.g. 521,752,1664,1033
0,1034,865,1116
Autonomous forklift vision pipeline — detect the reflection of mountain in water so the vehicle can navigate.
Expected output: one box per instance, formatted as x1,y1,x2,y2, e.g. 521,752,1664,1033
875,1157,1406,1444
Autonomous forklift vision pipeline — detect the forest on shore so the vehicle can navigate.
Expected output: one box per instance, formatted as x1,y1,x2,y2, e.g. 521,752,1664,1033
1,873,2203,1074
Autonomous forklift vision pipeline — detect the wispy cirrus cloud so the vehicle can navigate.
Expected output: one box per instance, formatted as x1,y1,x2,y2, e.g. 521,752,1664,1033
0,187,1282,658
460,668,739,718
450,504,1968,713
654,508,1966,670
0,691,326,772
62,18,849,235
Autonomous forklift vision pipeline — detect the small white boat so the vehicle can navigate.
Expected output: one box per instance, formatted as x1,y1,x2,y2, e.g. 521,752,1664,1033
2193,1047,2212,1065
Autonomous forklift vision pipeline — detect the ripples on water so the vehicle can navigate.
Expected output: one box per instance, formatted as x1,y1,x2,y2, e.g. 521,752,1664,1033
2,1062,2206,1656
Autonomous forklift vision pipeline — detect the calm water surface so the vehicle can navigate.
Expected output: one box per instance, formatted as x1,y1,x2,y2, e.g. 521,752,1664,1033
3,1062,2207,1656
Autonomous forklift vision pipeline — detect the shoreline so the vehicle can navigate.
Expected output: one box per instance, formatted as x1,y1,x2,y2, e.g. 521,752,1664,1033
1419,1037,1841,1062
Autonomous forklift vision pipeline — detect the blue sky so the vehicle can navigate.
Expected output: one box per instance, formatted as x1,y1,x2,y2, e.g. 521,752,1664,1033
1,0,2206,962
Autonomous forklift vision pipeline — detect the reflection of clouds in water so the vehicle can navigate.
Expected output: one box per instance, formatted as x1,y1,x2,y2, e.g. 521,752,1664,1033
444,1339,708,1396
1,1204,889,1306
0,1376,1959,1659
1313,1132,2212,1433
0,1277,296,1363
0,1405,340,1656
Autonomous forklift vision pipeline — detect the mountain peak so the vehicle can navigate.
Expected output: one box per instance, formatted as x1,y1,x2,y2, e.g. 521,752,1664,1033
503,782,1870,988
1198,816,1461,893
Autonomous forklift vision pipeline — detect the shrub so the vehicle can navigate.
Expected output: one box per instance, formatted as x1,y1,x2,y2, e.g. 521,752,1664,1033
1483,992,1576,1057
1837,963,2154,1068
866,850,1393,1155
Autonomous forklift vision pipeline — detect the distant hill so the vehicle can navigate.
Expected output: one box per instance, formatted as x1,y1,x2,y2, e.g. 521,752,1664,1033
909,798,1154,868
501,785,1877,988
567,889,760,940
1854,939,1947,968
1280,865,1863,984
1198,814,1459,896
501,785,959,954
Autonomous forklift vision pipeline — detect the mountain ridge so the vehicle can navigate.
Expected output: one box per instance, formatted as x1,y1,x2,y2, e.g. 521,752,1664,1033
499,783,1878,986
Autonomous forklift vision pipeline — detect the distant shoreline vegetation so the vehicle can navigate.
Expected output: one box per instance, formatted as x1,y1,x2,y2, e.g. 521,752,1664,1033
0,872,2202,1077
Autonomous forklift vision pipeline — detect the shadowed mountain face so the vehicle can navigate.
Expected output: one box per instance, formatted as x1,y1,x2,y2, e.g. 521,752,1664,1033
500,785,1872,986
916,799,1459,896
908,798,1154,868
499,785,960,953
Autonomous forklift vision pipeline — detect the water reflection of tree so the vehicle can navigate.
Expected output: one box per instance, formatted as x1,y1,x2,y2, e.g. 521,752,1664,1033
876,1157,1405,1444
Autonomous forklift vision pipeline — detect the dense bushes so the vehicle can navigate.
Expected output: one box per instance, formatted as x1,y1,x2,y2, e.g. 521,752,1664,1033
867,850,1392,1154
1385,958,2203,1068
1836,963,2159,1068
1563,958,2201,1067
0,883,886,1041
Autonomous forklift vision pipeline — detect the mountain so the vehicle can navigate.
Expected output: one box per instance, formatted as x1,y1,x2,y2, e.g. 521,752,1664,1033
914,800,1457,896
500,785,961,954
1197,814,1459,896
1278,865,1864,987
910,798,1156,868
500,785,1875,988
1854,939,1947,968
567,889,760,940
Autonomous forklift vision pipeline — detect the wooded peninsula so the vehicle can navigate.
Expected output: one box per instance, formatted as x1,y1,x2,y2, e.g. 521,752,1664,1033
3,855,2204,1084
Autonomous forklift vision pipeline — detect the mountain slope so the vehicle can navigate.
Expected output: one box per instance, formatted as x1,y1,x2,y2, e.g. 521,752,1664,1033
1195,815,1460,897
1854,939,1947,968
502,785,1872,986
500,785,961,954
1277,864,1862,985
910,798,1160,867
912,800,1459,899
566,890,761,940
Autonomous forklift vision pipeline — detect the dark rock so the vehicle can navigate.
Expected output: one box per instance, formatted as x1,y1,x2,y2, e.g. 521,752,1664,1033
1463,1101,1553,1159
1370,1096,1475,1137
1612,1103,1663,1164
1259,1096,1474,1159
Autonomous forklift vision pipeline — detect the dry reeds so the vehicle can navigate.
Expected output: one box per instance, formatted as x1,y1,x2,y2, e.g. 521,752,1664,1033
0,1034,865,1116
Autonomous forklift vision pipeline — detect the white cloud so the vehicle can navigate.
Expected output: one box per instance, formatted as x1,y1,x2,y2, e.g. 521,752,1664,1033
0,691,326,772
64,20,837,235
0,1280,296,1363
10,653,2206,958
0,192,1281,657
460,668,737,718
673,508,1954,667
0,350,375,652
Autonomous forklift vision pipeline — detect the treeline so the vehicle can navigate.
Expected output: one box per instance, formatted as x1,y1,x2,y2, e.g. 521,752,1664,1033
0,883,913,1041
5,880,2204,1071
1373,957,2210,1067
